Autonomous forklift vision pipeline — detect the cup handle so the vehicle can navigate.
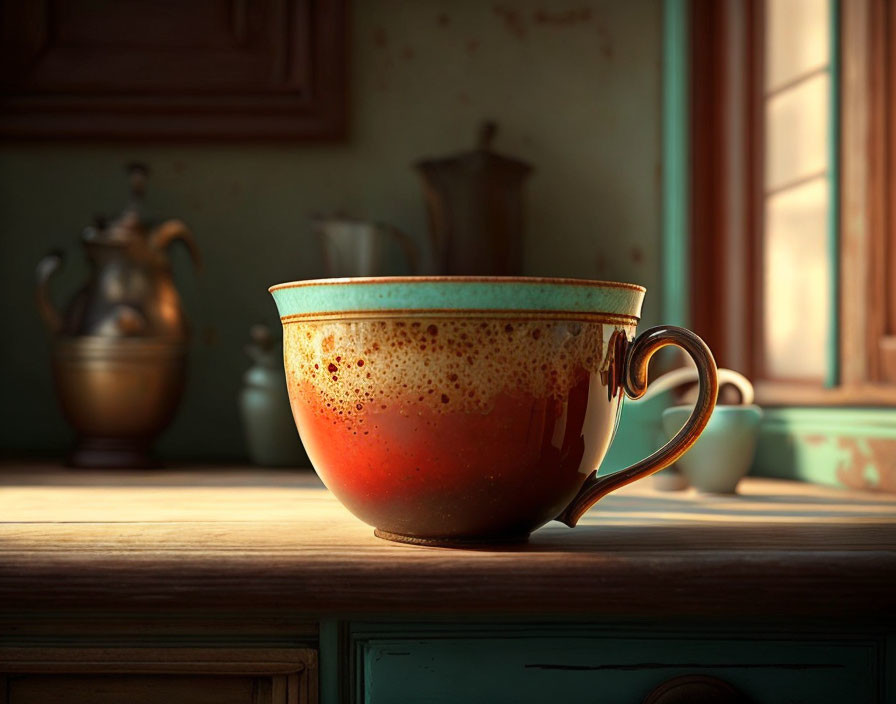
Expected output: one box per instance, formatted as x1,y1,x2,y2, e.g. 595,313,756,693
556,326,718,527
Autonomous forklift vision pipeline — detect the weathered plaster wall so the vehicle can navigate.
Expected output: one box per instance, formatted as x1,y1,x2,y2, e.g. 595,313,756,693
0,0,662,459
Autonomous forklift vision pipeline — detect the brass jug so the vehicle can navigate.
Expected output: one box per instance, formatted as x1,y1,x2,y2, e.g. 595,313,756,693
36,163,200,468
416,122,532,275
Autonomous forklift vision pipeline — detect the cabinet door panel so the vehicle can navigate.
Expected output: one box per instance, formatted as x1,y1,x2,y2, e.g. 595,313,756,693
8,674,261,704
1,647,315,704
360,636,877,704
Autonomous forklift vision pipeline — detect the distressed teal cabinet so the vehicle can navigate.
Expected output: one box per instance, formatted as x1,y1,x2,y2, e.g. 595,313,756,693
352,629,880,703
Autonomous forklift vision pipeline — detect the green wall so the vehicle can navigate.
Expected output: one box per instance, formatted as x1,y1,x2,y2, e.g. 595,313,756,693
0,0,663,460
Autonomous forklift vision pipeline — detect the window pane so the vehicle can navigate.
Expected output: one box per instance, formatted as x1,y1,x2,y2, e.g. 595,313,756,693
765,73,829,191
762,178,829,380
765,0,829,90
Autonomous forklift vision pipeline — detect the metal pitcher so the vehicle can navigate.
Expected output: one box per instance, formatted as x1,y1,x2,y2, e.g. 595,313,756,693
36,163,200,468
416,122,532,275
314,216,418,278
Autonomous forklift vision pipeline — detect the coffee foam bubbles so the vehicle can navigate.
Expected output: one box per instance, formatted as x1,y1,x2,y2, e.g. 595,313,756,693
283,318,633,421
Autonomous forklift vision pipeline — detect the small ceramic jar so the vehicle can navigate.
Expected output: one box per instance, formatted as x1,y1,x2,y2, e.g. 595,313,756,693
239,325,307,467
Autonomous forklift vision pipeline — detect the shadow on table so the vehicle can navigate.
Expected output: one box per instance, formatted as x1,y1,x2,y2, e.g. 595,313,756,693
0,460,321,488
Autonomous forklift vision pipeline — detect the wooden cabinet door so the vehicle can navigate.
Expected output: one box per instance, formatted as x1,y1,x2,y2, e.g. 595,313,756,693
0,0,346,139
0,647,317,704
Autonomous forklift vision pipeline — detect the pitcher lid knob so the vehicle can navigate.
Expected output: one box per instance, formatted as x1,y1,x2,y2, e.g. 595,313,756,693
477,121,498,151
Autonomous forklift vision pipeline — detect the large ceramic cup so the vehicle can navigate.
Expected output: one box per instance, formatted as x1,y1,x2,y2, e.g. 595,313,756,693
270,277,717,545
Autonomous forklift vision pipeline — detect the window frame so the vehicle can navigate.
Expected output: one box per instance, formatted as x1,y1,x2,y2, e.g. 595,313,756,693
688,0,896,406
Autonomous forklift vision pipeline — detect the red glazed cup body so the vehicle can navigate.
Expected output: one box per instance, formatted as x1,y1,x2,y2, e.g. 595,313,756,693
284,315,633,540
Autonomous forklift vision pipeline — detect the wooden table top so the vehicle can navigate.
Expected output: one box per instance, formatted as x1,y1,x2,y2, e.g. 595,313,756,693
1,463,895,624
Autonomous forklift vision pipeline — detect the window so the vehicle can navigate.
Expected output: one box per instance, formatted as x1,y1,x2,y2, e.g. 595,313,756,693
762,0,834,383
690,0,896,405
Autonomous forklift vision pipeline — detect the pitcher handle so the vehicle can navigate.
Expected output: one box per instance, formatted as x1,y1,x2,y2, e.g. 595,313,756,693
381,224,420,274
36,250,64,333
556,326,718,527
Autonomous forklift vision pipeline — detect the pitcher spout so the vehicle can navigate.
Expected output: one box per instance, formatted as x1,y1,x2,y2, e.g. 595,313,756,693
149,219,202,271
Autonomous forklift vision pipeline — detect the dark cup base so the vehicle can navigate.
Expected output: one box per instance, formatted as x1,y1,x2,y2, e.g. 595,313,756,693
68,437,159,469
373,528,531,549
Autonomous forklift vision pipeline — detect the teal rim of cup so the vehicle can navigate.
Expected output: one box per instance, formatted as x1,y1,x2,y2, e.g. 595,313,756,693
269,276,646,322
